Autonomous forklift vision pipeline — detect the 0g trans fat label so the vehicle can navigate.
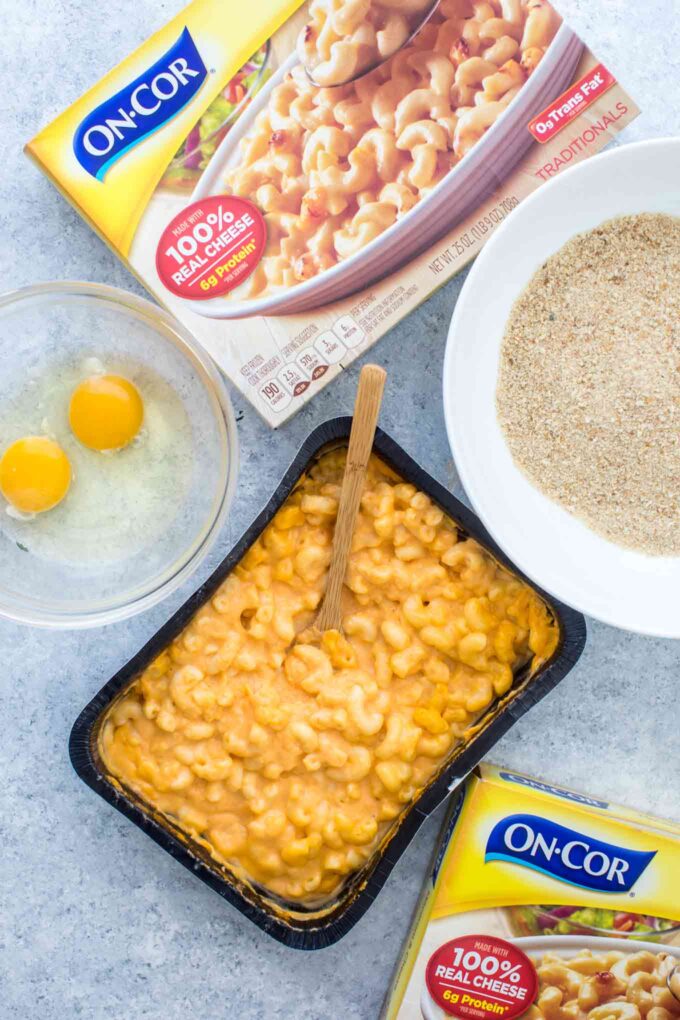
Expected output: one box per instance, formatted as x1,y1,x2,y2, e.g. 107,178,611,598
156,196,266,299
426,935,537,1019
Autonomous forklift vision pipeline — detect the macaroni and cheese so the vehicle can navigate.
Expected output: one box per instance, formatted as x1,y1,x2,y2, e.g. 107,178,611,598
298,0,435,86
100,450,557,904
669,968,680,1003
225,0,561,297
528,949,680,1020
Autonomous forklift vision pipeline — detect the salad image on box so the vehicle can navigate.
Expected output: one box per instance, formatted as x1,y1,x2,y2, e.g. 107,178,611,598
383,766,680,1019
160,43,270,191
26,0,639,425
506,905,680,942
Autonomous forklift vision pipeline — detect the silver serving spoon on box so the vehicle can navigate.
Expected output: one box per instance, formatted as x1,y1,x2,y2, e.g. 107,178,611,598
301,0,441,87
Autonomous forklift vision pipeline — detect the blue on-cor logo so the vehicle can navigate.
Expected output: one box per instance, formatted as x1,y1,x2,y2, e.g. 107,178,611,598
74,27,207,180
485,814,656,893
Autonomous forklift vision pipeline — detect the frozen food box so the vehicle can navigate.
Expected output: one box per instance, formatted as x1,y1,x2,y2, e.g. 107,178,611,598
26,0,639,427
382,764,680,1019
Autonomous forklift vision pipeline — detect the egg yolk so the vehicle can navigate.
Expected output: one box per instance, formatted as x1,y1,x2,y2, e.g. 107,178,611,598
0,436,72,514
69,374,144,451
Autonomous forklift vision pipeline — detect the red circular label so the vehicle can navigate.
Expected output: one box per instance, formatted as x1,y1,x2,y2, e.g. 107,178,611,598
155,196,266,300
425,935,537,1019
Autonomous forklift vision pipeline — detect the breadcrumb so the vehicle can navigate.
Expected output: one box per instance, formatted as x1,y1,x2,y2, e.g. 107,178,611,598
496,213,680,557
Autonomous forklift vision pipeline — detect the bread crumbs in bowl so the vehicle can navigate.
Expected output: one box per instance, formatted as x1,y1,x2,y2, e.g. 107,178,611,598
444,138,680,637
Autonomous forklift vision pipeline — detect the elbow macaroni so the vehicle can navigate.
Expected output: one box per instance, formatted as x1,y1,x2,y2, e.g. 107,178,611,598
225,0,561,298
100,450,557,904
529,950,680,1020
298,0,435,86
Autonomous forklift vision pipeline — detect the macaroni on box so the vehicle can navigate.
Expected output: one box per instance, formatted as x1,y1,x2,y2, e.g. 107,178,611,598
26,0,639,426
382,765,680,1020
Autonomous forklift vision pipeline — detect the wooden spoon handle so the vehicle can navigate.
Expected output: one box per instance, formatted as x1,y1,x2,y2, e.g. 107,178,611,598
315,364,387,633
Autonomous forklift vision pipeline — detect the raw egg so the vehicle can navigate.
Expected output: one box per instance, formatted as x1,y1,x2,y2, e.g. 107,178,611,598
0,436,72,514
0,358,192,565
69,374,144,451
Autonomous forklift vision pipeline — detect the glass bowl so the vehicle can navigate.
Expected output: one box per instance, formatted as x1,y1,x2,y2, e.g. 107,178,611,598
0,282,238,628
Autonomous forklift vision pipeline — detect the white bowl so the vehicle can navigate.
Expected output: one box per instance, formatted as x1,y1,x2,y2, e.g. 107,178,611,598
188,27,583,319
443,139,680,639
513,935,680,958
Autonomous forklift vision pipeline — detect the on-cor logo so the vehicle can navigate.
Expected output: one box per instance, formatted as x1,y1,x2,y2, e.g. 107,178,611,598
498,771,609,810
73,27,207,180
485,813,656,893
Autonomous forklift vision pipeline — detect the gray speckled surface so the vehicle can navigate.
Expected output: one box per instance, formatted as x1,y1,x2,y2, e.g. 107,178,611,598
2,2,679,1017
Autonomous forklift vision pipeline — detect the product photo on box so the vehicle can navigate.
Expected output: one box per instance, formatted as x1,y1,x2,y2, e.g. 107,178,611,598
26,0,639,426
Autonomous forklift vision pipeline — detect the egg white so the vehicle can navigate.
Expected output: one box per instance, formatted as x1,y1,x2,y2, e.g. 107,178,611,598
0,358,193,566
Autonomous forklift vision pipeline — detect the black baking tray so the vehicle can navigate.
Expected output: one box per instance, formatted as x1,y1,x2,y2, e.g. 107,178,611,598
69,417,586,949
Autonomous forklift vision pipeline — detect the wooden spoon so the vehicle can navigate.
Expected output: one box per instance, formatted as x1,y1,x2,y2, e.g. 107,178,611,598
311,364,387,636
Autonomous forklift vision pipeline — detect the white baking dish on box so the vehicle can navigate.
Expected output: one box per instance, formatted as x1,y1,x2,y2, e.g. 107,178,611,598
190,26,584,319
